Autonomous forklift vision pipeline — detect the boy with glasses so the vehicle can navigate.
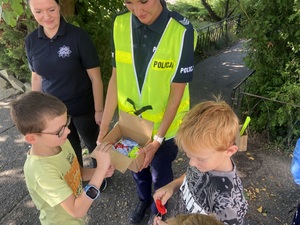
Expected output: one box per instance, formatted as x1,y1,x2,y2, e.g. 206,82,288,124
10,91,114,225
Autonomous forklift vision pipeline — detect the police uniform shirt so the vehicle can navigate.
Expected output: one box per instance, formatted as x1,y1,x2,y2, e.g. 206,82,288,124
112,7,195,89
25,17,100,116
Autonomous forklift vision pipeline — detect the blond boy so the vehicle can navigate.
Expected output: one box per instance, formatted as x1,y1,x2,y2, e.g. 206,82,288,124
154,213,224,225
10,91,114,225
153,100,248,225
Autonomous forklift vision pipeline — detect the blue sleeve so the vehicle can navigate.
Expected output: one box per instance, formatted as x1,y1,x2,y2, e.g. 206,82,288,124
291,138,300,185
78,29,100,69
25,33,36,72
172,24,195,83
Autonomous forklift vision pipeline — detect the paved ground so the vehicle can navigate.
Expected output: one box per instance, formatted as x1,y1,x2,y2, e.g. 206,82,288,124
1,40,299,225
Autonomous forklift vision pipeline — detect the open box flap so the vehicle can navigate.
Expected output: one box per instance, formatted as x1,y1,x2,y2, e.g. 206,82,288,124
129,153,145,172
110,150,132,173
91,111,154,173
119,111,154,145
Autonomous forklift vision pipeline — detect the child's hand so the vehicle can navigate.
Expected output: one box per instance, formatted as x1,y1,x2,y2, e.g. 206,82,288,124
93,142,111,171
153,185,173,205
105,165,115,178
153,216,167,225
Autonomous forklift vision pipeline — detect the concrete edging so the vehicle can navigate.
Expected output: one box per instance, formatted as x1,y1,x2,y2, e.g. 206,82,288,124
0,69,31,93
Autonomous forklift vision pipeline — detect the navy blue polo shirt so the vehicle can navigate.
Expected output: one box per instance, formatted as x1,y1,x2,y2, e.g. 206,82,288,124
112,7,195,89
25,17,100,116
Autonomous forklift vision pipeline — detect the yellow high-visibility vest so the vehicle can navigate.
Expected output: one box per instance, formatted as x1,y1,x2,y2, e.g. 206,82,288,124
114,12,195,139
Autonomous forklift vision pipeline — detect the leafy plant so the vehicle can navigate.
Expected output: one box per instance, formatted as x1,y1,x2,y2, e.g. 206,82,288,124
0,23,29,82
0,0,24,27
167,0,210,30
70,0,125,92
238,0,300,147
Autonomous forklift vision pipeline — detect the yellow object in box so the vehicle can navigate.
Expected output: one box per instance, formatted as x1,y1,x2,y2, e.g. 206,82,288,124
92,111,153,173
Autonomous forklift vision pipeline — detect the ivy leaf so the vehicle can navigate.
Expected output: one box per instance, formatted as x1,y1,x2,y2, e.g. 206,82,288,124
10,0,23,15
2,10,17,27
0,0,10,3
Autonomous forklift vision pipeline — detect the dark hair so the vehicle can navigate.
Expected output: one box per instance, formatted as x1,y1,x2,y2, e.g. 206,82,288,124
10,91,67,135
27,0,60,5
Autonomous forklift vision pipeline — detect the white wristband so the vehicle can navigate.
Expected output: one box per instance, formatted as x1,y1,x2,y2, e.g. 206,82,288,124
153,135,164,145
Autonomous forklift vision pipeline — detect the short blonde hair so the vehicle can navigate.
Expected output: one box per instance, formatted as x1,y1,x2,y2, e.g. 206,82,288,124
175,100,239,153
166,213,224,225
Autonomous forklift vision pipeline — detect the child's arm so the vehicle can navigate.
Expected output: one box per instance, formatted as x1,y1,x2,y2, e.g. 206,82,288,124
81,165,114,181
153,216,167,225
153,173,185,205
60,142,112,218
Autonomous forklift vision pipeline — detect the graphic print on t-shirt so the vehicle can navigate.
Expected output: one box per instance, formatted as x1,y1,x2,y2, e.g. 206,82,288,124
179,166,248,225
180,176,208,214
64,151,82,197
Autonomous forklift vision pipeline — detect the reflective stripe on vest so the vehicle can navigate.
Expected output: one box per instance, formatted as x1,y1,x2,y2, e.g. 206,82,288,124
114,12,190,139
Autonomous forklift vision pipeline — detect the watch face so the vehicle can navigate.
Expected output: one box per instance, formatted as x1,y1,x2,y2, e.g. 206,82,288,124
86,186,99,199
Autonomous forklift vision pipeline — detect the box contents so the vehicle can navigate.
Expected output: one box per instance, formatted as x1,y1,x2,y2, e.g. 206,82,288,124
91,111,153,173
113,138,141,159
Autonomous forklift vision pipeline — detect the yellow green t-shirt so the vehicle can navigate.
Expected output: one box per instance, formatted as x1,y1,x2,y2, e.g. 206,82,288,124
24,140,85,225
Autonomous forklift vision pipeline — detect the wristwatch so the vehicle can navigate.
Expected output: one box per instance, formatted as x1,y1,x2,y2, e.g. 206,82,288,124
153,135,165,145
84,184,100,200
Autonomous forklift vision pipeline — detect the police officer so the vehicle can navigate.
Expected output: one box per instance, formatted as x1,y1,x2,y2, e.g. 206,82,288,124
99,0,197,223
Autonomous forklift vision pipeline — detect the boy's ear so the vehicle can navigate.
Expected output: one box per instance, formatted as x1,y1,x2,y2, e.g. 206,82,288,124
25,133,38,144
226,144,238,156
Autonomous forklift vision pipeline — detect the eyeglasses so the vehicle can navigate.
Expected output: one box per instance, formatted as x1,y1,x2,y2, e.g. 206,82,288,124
35,116,71,138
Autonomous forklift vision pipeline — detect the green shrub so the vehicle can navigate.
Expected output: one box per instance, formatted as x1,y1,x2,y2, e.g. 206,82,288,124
167,0,209,31
0,22,30,82
238,0,300,147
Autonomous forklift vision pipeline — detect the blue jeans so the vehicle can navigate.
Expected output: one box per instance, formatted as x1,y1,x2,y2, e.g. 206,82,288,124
67,111,99,167
131,139,178,214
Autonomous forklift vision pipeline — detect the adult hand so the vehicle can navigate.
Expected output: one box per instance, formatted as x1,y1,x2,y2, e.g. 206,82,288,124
97,124,110,145
139,141,160,170
95,111,103,126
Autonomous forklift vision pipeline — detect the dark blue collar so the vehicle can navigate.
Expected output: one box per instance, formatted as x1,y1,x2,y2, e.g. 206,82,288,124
132,7,170,34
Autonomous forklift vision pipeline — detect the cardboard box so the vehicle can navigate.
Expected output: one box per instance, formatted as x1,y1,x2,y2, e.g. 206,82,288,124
235,125,248,151
93,111,153,173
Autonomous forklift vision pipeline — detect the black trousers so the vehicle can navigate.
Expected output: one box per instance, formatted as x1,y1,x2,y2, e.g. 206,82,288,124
131,139,178,214
67,111,99,167
293,204,300,225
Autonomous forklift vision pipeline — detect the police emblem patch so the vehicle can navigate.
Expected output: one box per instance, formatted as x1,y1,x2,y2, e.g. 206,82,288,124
58,45,72,58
